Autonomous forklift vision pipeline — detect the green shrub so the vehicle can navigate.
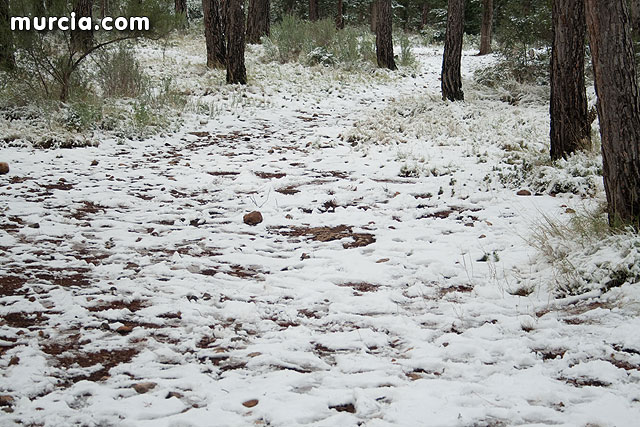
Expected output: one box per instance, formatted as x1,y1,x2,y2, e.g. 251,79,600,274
264,16,377,68
95,44,147,98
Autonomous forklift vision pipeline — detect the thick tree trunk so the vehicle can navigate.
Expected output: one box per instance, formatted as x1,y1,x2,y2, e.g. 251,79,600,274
309,0,319,21
71,0,94,53
246,0,270,44
421,2,430,30
441,0,464,101
375,0,396,70
585,0,640,227
203,0,226,68
336,0,344,30
479,0,493,55
550,0,590,160
0,0,15,71
226,0,246,84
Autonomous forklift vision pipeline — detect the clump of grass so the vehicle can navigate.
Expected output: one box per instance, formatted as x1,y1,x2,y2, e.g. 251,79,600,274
263,16,377,69
529,205,640,297
94,44,147,98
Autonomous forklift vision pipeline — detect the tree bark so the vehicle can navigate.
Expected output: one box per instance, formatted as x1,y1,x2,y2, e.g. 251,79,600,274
203,0,226,68
100,0,109,18
336,0,344,30
0,0,15,71
246,0,270,44
421,2,430,30
175,0,187,14
309,0,319,21
631,0,640,38
71,0,94,53
550,0,590,160
441,0,464,101
226,0,247,84
585,0,640,227
375,0,396,70
478,0,493,55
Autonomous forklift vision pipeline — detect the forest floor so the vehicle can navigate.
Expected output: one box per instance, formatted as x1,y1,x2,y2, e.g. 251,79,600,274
2,35,640,426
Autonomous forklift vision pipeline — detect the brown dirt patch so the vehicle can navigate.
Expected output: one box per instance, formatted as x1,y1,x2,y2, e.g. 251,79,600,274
3,311,49,329
207,171,240,177
270,225,375,249
275,185,300,195
71,201,106,221
255,171,286,179
338,282,379,293
86,299,146,313
0,276,28,297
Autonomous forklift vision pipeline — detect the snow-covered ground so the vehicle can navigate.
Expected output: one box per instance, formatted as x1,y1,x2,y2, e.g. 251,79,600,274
2,36,640,426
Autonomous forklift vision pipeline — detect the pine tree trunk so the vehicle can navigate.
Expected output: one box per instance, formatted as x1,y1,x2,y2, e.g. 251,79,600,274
203,0,226,68
0,0,15,71
421,2,430,30
375,0,396,70
71,0,94,53
631,0,640,38
585,0,640,227
479,0,493,55
309,0,319,21
246,0,270,44
226,0,247,84
175,0,187,14
441,0,464,101
100,0,109,18
550,0,590,161
336,0,344,30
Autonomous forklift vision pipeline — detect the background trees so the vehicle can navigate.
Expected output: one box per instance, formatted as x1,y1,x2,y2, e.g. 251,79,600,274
246,0,271,43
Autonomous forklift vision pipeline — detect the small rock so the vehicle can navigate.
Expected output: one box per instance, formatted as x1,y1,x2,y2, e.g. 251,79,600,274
376,258,390,263
133,382,157,394
0,162,9,175
8,356,19,366
565,208,576,214
116,325,134,335
243,211,263,226
0,395,14,407
90,160,99,166
166,391,183,399
28,223,40,229
479,234,487,239
243,399,259,408
285,214,293,220
516,189,532,196
300,253,310,260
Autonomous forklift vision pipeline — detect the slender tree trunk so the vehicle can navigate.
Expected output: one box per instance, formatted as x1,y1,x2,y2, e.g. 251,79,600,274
0,0,15,71
246,0,270,44
549,0,590,161
479,0,493,55
631,0,640,39
226,0,246,84
585,0,640,227
370,1,378,33
336,0,344,30
203,0,226,68
100,0,109,18
309,0,319,21
421,2,430,30
175,0,187,14
375,0,396,70
441,0,464,101
71,0,94,53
